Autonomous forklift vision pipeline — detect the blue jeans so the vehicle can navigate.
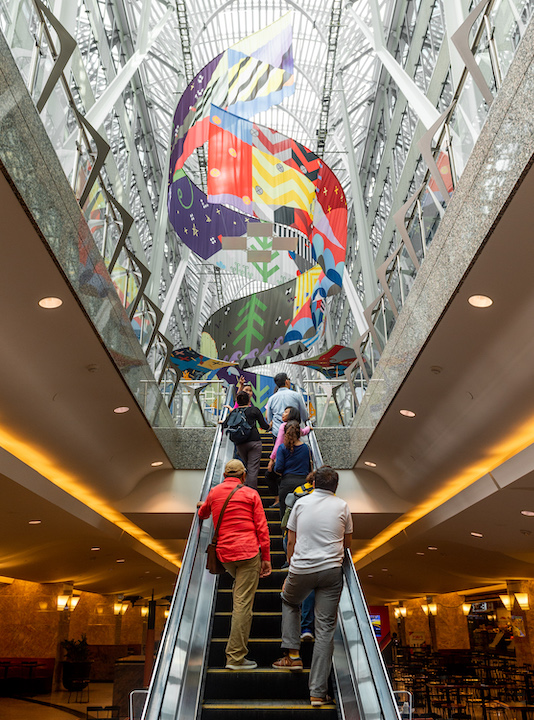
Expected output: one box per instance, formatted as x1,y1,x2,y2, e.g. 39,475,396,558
301,590,315,634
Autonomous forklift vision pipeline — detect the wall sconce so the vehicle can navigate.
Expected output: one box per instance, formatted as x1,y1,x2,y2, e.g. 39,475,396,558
164,607,170,618
421,604,429,615
141,606,149,618
57,593,80,611
499,594,512,610
462,603,472,616
113,602,127,616
399,606,407,617
515,593,530,610
428,603,437,616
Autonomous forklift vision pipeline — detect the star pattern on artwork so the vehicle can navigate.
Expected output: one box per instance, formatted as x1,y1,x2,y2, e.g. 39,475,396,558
192,224,199,236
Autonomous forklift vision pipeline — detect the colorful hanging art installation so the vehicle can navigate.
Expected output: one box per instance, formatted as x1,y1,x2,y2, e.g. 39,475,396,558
169,347,238,380
168,14,348,356
291,344,358,379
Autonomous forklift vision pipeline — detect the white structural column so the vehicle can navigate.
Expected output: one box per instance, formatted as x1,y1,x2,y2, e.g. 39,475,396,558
442,0,468,89
336,70,378,308
342,267,368,336
84,3,174,131
148,71,185,301
159,249,191,337
347,0,441,131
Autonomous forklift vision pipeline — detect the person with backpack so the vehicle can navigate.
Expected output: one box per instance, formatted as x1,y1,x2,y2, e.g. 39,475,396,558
274,420,313,521
222,391,271,490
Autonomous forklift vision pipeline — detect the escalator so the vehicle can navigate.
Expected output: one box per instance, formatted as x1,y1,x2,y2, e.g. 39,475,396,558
141,419,399,720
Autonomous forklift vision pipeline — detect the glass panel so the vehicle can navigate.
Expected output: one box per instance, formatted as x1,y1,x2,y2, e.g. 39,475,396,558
448,73,487,180
491,1,521,80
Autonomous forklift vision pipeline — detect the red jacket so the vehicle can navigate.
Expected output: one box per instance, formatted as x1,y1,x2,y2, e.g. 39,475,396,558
198,478,271,563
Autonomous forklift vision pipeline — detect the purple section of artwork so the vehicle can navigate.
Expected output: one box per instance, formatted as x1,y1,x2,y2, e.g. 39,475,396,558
169,53,222,180
168,171,250,260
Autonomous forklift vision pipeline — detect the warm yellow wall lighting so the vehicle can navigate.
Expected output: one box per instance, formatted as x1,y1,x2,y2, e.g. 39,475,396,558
499,594,512,610
353,413,534,565
421,604,429,615
515,593,530,610
141,606,149,618
462,603,472,616
428,603,438,616
0,426,182,569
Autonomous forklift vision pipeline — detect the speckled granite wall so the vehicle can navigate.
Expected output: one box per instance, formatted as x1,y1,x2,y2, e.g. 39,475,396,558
314,428,357,468
348,17,534,465
0,31,173,429
154,428,217,469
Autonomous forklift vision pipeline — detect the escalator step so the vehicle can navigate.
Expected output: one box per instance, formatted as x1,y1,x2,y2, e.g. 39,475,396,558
201,699,337,719
208,638,314,668
216,589,281,613
204,668,310,700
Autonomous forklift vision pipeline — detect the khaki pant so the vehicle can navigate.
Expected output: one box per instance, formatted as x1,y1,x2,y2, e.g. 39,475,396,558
222,552,261,664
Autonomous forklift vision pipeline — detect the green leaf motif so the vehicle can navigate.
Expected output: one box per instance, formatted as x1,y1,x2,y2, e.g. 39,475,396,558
233,296,268,355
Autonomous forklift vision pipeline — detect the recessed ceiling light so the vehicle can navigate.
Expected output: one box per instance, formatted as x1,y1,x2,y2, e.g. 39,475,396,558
400,409,416,418
521,510,534,517
468,294,493,308
91,547,100,551
151,461,163,467
471,532,483,538
368,574,373,578
38,296,63,309
28,520,41,525
416,552,425,555
381,568,388,572
116,558,125,563
364,461,377,467
428,546,438,551
113,406,130,414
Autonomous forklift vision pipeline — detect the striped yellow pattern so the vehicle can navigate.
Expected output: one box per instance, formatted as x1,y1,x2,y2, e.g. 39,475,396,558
294,265,322,315
252,147,315,214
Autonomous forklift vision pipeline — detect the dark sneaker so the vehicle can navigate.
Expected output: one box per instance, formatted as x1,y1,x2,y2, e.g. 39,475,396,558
300,631,314,642
225,658,257,670
272,655,303,671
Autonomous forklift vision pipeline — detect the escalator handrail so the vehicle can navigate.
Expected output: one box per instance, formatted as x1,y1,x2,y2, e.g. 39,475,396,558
341,551,400,719
141,384,234,720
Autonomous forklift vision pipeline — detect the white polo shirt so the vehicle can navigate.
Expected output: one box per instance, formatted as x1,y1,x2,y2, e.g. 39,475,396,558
287,488,353,574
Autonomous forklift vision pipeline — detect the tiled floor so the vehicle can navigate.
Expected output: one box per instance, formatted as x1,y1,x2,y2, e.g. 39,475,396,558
0,682,114,719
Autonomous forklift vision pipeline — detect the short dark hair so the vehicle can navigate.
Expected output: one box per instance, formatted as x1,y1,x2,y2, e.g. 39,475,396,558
314,465,339,493
274,372,288,388
285,406,301,423
236,391,250,405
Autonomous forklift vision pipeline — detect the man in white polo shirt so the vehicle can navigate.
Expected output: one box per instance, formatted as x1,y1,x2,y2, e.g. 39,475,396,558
272,465,353,707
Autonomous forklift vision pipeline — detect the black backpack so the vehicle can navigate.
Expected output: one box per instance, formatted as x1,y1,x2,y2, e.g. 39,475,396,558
226,408,252,445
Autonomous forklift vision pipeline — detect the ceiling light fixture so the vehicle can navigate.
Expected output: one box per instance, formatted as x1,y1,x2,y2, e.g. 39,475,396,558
471,532,483,538
428,546,438,551
38,296,63,309
113,406,130,414
468,294,493,308
364,461,377,467
521,510,534,517
91,547,100,551
28,520,41,525
116,558,125,563
416,552,425,556
151,461,163,467
399,409,416,418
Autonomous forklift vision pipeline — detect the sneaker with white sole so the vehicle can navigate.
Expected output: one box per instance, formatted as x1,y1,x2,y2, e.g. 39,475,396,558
225,658,257,670
300,631,314,642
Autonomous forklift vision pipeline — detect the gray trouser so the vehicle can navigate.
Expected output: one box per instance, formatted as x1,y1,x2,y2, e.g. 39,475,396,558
236,440,262,489
281,566,343,697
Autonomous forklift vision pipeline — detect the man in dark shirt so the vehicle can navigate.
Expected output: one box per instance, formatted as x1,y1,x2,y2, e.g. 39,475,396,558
223,391,271,489
198,460,271,669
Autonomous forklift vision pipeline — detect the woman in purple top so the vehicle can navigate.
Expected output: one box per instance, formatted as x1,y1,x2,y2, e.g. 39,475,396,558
274,420,312,522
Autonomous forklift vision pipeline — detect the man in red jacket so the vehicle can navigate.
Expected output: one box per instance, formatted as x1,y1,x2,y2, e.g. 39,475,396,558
198,459,271,670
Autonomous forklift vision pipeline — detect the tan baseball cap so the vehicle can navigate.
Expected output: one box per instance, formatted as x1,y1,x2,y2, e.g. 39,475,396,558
224,459,246,477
